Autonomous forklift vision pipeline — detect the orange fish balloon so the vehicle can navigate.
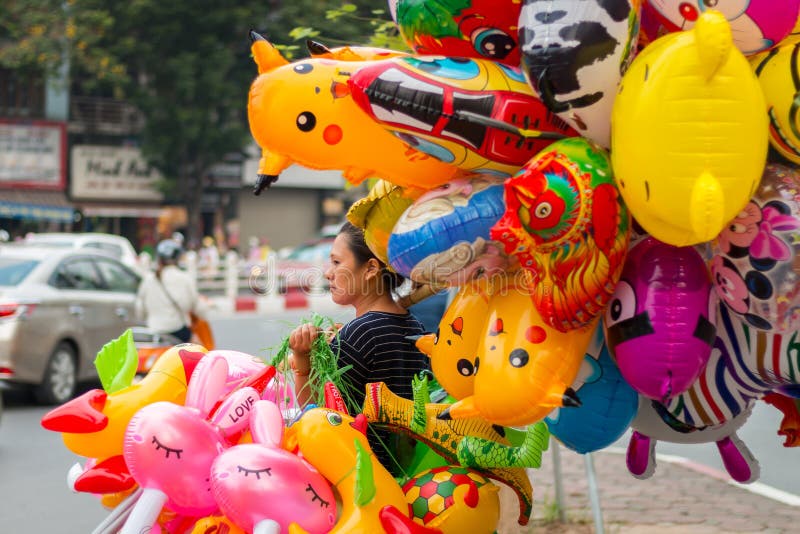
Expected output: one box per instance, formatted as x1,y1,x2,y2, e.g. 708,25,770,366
247,32,459,194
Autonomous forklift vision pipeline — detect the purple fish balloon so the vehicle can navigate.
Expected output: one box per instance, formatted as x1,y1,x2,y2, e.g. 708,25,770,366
604,237,717,402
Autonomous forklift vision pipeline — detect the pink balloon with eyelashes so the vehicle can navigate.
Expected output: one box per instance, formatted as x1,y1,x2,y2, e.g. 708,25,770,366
211,401,337,534
121,354,253,534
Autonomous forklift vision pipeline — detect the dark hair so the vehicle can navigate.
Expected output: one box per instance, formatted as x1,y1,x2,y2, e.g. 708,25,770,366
339,221,405,292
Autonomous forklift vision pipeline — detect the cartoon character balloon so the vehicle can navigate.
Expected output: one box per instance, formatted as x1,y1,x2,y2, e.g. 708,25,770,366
518,0,642,147
604,237,717,402
752,41,800,165
121,355,262,533
439,276,594,427
414,278,494,399
247,32,458,194
211,401,337,533
611,10,768,246
492,137,630,332
711,164,800,332
388,175,509,286
389,0,522,65
640,0,800,55
545,324,639,454
348,55,577,176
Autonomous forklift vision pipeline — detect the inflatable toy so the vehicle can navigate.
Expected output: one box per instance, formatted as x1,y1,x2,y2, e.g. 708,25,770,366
628,301,800,483
347,179,419,267
711,164,800,332
348,56,577,176
121,354,261,533
640,0,800,55
190,516,245,534
388,175,509,285
628,396,758,483
211,401,337,533
605,237,717,402
492,137,630,332
752,42,800,166
518,0,642,147
439,276,595,427
362,380,534,525
283,408,411,534
611,10,768,246
545,324,638,454
389,0,522,66
41,344,207,493
247,32,459,194
403,465,500,534
414,278,493,399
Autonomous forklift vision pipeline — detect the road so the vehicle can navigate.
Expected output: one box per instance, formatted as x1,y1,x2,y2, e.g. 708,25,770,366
0,310,797,532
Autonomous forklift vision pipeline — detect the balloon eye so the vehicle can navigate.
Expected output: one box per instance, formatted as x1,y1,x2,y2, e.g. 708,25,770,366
509,348,529,368
606,281,636,325
472,28,515,59
703,0,718,7
326,412,342,426
433,327,440,345
456,359,474,377
535,202,552,218
294,63,314,74
297,112,317,132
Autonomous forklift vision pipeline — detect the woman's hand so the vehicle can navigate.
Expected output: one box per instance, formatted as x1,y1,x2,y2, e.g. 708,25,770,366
288,323,319,373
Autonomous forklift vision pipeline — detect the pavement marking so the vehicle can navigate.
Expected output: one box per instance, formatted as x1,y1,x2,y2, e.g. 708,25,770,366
604,446,800,507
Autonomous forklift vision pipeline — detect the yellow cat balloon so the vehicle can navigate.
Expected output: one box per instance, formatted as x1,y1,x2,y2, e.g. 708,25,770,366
611,10,768,246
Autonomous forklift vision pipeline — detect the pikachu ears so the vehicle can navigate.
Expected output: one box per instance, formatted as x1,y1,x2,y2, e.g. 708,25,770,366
249,30,289,74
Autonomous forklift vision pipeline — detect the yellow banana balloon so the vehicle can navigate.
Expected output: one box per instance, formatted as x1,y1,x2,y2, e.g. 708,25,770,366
611,10,768,246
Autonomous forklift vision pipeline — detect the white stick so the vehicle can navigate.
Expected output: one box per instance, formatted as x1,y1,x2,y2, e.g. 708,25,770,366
119,487,167,534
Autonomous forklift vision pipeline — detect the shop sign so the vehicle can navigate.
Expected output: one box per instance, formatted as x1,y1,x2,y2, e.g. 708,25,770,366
71,145,163,201
0,120,66,189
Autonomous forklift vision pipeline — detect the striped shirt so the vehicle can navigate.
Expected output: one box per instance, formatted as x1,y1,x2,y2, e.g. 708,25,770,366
331,310,429,411
330,310,430,473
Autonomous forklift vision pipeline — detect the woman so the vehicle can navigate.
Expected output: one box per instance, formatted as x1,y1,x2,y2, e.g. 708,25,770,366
289,222,429,471
135,239,204,343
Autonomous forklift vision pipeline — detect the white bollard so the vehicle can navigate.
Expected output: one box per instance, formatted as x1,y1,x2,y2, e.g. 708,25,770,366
225,250,239,301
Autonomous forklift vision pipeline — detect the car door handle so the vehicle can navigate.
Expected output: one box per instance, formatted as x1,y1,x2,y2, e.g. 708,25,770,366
115,307,129,319
68,305,84,317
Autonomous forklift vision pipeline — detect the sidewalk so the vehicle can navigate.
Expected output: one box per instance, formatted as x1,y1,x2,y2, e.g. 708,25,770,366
497,447,800,533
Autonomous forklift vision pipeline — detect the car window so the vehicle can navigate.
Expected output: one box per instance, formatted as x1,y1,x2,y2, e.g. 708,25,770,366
0,259,39,285
94,258,140,293
85,242,123,259
52,259,105,290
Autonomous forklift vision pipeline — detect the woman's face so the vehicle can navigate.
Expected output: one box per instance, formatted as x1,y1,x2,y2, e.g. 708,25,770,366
325,233,371,306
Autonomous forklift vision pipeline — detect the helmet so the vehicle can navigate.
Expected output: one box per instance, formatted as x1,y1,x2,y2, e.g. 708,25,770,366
156,239,182,261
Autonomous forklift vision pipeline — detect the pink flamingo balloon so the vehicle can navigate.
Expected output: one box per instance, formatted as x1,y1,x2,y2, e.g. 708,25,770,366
121,354,262,534
212,401,337,533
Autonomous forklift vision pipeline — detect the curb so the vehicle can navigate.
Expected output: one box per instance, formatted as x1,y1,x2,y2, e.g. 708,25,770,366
209,291,346,316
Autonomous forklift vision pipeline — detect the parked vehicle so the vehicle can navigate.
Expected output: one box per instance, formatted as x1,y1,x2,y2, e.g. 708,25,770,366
0,245,142,404
24,232,141,273
274,237,334,294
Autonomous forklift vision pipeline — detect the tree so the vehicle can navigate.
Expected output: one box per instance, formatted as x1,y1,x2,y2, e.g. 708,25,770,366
0,1,395,245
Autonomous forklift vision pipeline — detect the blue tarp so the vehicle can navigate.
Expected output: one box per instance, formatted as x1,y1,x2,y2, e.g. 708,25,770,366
0,200,74,223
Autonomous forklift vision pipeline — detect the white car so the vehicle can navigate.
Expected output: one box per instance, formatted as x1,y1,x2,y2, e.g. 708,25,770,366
24,233,141,273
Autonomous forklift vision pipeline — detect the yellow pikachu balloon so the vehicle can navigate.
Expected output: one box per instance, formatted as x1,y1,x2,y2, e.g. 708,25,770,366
611,10,768,247
247,32,458,194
